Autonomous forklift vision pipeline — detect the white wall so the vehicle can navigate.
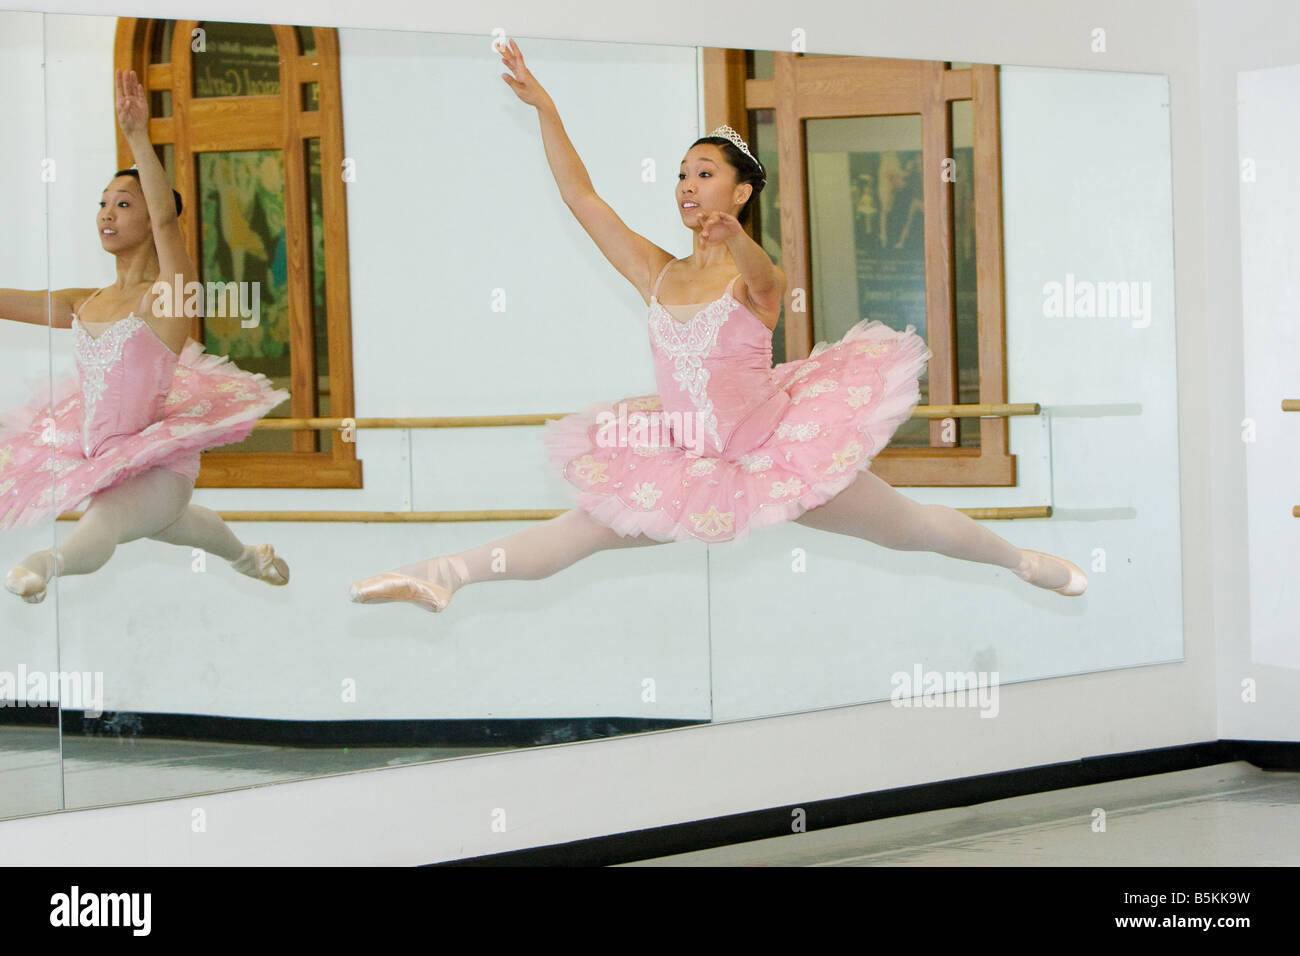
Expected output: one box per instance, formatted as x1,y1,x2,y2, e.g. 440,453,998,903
1197,0,1300,743
1239,65,1300,677
0,0,1249,864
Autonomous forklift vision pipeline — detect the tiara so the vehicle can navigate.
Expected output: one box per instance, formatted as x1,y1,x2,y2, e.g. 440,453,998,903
708,124,765,183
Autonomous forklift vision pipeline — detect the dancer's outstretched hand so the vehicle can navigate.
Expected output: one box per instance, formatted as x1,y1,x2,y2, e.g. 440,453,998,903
115,68,149,137
497,38,553,110
698,210,742,245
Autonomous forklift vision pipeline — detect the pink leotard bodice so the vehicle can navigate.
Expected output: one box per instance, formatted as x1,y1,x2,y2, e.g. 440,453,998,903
72,309,180,459
0,288,291,531
647,258,790,459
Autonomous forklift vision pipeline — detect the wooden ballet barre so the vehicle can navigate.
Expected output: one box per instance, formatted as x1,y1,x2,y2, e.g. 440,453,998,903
1293,506,1299,518
252,403,1043,431
57,505,1054,522
252,414,566,429
1283,400,1299,412
914,403,1040,419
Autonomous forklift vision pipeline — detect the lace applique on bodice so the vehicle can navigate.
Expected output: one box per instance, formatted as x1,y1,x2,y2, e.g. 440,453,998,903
72,314,181,458
647,259,787,458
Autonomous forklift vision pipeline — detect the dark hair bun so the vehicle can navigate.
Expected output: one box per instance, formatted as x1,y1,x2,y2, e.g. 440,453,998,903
111,167,183,216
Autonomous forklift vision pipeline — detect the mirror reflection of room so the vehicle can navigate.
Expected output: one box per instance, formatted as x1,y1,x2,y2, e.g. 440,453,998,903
0,13,1182,823
0,9,62,822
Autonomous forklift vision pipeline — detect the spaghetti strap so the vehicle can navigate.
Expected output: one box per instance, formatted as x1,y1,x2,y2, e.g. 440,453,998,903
650,258,677,300
724,273,741,298
137,285,158,318
74,286,105,318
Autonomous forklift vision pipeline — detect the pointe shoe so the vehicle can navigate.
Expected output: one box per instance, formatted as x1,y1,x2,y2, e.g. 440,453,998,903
348,556,467,614
348,572,452,613
1013,549,1087,596
5,567,48,604
232,544,290,586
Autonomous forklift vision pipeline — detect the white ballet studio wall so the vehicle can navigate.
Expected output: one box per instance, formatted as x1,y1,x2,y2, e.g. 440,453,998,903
1198,0,1300,748
2,14,1187,725
1236,65,1300,710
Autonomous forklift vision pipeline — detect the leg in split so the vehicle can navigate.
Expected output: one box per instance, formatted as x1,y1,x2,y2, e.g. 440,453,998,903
4,467,286,603
148,490,289,585
793,469,1085,594
349,508,668,612
5,468,193,602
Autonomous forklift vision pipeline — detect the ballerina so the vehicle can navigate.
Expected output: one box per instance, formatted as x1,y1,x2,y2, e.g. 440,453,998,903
0,69,291,603
348,38,1085,613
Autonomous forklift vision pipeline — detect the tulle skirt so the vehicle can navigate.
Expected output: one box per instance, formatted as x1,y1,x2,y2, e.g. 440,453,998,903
0,341,288,530
543,318,932,544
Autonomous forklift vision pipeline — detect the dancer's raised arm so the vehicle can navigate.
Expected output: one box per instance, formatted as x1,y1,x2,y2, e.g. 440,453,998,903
115,68,195,324
497,38,667,300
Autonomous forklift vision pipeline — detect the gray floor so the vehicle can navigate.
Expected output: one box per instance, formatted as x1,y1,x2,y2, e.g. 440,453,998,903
623,762,1300,866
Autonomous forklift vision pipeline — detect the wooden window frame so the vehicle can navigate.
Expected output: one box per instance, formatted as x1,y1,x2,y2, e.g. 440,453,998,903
113,18,361,488
704,50,1016,487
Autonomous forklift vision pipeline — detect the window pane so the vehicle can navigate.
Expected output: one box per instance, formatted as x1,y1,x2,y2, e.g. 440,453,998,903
948,62,973,70
196,150,292,451
149,88,172,118
193,21,280,98
952,98,980,446
307,138,330,452
749,107,784,365
296,26,317,55
301,82,319,112
154,142,174,181
749,49,773,79
805,115,930,447
149,20,174,64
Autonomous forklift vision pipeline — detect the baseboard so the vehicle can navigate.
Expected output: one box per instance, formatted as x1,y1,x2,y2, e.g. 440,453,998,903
433,739,1300,866
0,706,704,748
0,704,57,728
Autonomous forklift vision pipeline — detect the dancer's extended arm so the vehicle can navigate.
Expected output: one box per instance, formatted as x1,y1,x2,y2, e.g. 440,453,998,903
0,289,95,328
115,68,195,328
497,38,668,301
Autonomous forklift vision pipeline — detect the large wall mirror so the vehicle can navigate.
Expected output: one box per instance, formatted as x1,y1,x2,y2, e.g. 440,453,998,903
0,10,61,820
1237,63,1300,674
0,11,1181,821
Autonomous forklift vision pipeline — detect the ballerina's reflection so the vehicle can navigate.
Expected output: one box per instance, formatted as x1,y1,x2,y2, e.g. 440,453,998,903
0,69,290,603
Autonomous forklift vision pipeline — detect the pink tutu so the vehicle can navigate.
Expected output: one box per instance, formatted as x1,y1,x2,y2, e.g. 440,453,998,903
544,273,932,545
0,323,288,530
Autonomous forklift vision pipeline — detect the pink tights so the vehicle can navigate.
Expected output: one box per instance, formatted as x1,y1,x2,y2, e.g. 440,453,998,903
9,467,252,588
387,469,1066,596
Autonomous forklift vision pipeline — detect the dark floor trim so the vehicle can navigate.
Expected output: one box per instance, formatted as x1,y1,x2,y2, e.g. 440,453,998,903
0,707,704,748
433,739,1300,866
0,704,58,728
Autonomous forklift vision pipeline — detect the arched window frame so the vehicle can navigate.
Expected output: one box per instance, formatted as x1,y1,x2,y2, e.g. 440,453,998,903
113,18,361,488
